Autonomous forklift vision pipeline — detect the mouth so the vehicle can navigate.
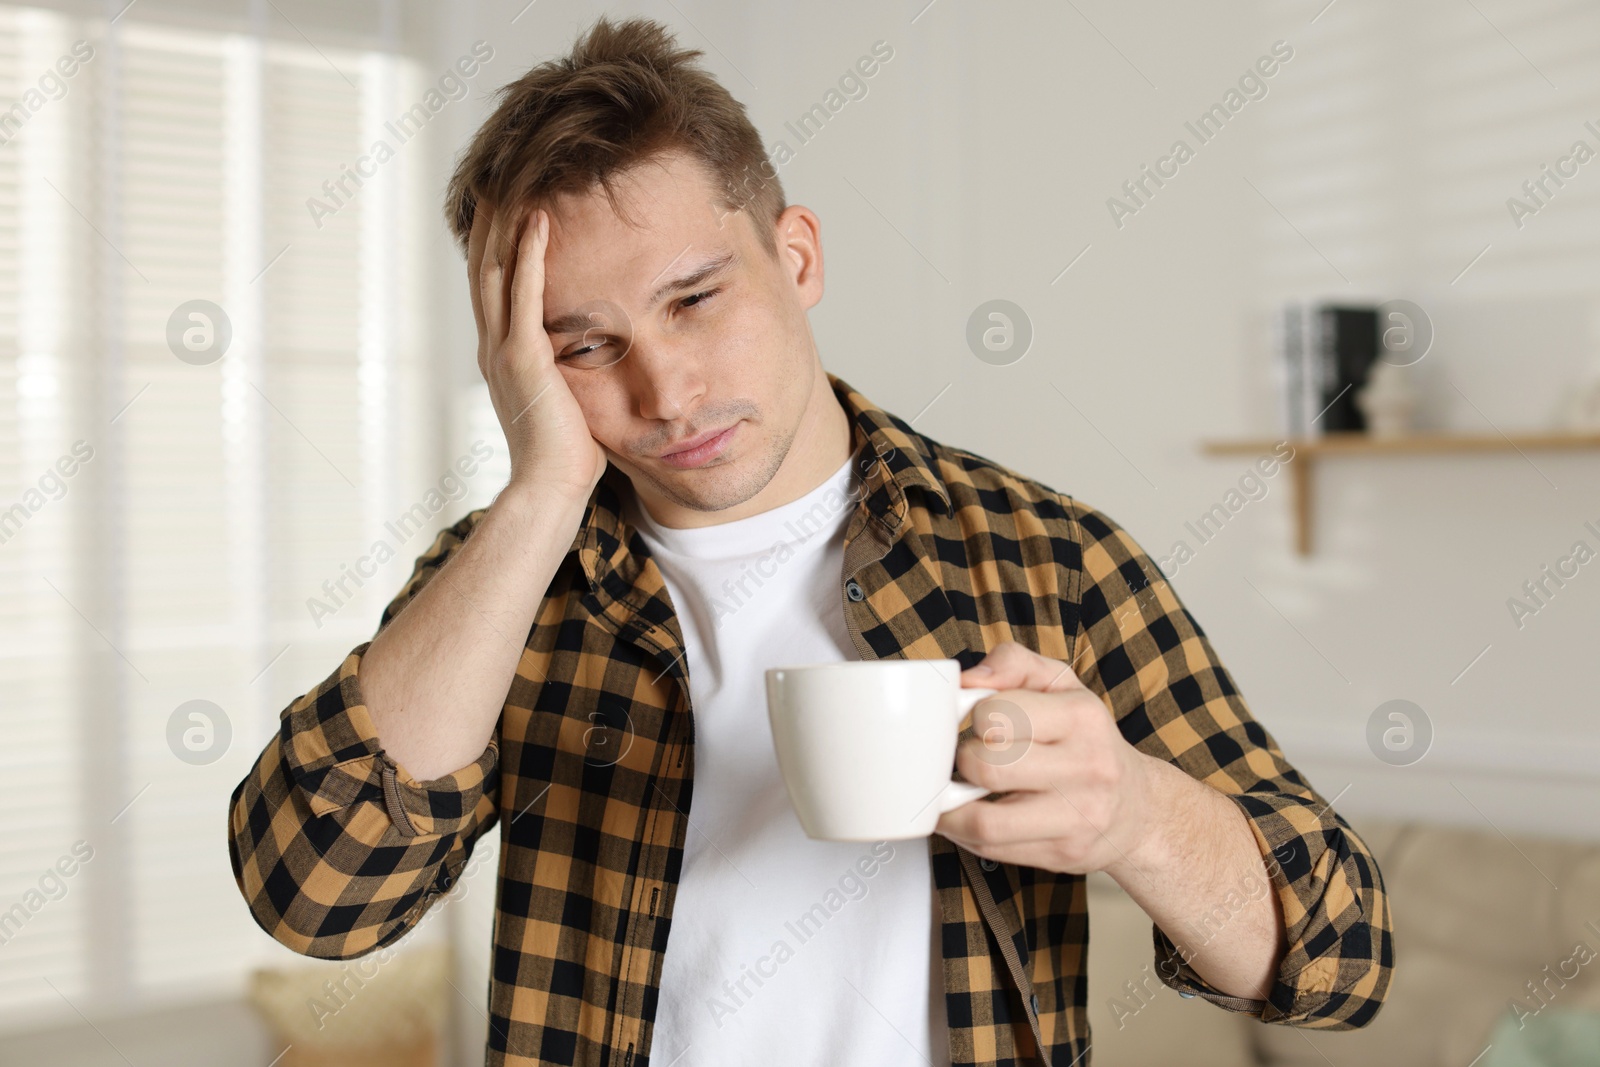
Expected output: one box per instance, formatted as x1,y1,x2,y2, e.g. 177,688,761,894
657,423,739,469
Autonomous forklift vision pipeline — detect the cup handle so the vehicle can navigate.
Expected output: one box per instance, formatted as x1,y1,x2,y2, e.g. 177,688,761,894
938,686,998,812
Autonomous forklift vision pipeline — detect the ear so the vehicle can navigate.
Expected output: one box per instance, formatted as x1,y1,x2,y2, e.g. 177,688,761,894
772,204,823,310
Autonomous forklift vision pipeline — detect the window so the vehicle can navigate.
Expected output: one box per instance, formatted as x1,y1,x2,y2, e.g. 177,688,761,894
0,2,468,1030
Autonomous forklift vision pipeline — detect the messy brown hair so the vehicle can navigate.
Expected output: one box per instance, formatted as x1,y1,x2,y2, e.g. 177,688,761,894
443,16,784,259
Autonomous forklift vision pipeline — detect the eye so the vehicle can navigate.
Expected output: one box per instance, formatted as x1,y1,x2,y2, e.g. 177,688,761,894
558,341,607,363
557,338,625,368
556,312,629,368
678,287,721,310
555,289,720,366
558,326,627,367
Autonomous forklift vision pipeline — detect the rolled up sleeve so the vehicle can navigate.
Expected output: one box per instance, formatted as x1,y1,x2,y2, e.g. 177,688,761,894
227,510,501,960
1151,793,1392,1027
1063,497,1393,1029
279,643,497,838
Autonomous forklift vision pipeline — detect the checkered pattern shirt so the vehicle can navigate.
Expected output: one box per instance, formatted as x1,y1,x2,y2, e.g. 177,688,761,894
228,372,1392,1066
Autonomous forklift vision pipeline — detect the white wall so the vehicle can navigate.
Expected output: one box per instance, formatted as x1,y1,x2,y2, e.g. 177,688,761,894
424,0,1600,828
6,1,1587,1064
401,1,1600,1062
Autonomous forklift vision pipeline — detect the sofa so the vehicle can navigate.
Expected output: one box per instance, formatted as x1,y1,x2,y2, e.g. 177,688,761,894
1085,818,1600,1066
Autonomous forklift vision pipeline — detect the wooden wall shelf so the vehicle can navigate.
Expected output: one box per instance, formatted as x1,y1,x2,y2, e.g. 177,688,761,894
1200,431,1600,555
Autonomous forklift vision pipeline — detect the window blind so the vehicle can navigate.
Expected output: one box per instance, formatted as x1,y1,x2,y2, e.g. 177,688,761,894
1253,0,1600,299
0,3,98,1023
0,3,444,1031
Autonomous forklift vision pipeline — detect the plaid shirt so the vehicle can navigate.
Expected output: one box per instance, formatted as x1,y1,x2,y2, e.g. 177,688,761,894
228,372,1392,1066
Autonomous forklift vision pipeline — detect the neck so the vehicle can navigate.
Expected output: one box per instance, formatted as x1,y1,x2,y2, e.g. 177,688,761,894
633,363,853,529
766,365,854,506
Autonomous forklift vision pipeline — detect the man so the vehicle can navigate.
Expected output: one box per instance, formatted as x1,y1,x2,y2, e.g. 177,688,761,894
228,15,1391,1067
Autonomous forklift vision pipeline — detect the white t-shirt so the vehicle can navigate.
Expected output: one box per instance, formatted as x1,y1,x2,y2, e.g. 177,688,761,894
624,450,948,1067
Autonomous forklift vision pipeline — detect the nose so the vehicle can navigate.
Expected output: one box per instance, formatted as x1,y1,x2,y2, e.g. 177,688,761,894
623,336,707,425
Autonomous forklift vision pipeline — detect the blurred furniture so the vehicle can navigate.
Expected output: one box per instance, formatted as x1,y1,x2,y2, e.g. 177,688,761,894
1199,433,1600,554
1087,818,1600,1066
247,942,450,1067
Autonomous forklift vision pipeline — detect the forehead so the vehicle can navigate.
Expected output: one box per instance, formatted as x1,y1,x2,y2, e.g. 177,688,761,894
541,151,753,312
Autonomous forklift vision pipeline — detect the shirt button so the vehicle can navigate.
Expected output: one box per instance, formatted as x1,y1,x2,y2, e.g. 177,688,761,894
980,857,998,871
845,580,865,601
1029,992,1040,1015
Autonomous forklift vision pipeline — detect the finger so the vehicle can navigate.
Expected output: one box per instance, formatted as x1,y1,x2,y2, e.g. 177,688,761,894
956,698,1091,789
466,201,492,351
936,837,1055,872
963,640,1085,693
957,704,1044,785
934,790,1059,848
508,207,549,353
981,685,1113,749
496,206,528,340
493,209,526,344
477,203,507,345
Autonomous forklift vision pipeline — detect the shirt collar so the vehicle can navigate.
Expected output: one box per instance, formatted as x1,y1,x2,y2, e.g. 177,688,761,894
568,371,953,594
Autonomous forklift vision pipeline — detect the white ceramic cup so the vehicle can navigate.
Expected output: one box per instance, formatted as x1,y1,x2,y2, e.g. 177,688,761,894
765,658,997,841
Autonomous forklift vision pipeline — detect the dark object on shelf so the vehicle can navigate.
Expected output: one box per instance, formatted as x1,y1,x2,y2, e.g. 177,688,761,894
1316,305,1380,433
1279,303,1380,436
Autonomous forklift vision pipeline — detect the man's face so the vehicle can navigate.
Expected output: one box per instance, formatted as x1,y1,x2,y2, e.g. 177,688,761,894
538,150,825,519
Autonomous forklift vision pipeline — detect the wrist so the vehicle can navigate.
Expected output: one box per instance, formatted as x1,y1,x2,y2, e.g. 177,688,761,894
1104,751,1181,884
499,475,595,515
487,478,594,547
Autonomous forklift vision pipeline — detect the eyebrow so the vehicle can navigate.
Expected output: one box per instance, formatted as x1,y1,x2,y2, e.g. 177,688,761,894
542,249,740,335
